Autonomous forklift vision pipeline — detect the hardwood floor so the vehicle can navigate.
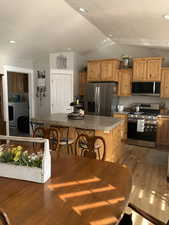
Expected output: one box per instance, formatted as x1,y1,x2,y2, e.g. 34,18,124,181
120,144,169,225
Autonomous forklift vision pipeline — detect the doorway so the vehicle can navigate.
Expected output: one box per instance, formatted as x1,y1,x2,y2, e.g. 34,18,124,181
7,72,29,136
3,65,35,136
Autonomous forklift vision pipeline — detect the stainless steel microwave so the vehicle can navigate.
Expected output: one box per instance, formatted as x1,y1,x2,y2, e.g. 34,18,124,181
132,82,160,96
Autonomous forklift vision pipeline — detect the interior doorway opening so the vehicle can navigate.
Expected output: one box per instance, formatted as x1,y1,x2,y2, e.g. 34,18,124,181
7,72,30,136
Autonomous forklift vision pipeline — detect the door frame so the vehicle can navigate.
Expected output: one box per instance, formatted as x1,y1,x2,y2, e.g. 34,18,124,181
3,65,35,135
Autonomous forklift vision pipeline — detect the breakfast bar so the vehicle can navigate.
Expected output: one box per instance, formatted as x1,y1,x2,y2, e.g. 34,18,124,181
31,114,125,162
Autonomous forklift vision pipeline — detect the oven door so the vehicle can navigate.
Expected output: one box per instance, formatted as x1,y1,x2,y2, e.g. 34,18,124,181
128,121,156,142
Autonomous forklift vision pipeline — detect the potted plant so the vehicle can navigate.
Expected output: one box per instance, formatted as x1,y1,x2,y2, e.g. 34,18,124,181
0,136,51,183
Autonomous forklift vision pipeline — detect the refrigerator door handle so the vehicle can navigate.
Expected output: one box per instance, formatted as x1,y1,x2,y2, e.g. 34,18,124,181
97,87,101,113
95,87,98,113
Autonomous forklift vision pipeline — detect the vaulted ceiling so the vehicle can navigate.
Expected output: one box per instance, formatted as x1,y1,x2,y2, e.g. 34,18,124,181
0,0,106,59
66,0,169,49
1,0,169,60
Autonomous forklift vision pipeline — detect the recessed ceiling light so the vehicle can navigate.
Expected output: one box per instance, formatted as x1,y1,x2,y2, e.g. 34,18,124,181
9,40,16,44
163,14,169,20
79,8,88,13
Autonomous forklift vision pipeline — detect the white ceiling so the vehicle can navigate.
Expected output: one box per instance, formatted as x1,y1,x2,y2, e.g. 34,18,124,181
65,0,169,49
0,0,106,60
2,0,169,61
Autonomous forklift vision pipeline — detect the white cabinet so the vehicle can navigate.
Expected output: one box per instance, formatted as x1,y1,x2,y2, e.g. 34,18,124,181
50,73,73,114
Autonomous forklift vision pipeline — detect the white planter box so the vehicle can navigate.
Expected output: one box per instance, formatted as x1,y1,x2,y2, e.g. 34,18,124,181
0,135,51,183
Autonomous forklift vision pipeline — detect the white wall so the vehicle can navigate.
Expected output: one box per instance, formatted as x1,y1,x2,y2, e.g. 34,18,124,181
85,44,157,60
0,54,33,73
73,53,86,97
119,96,169,109
33,55,50,117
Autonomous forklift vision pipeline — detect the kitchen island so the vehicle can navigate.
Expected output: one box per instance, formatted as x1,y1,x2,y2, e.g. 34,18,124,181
31,114,125,162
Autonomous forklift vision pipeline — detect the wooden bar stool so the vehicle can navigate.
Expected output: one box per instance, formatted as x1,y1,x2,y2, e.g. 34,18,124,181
47,127,60,151
33,126,46,152
50,126,77,155
0,209,11,225
75,134,106,160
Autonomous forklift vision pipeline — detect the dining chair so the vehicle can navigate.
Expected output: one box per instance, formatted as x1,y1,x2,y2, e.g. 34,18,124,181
0,209,11,225
50,126,77,155
125,203,169,225
75,134,106,160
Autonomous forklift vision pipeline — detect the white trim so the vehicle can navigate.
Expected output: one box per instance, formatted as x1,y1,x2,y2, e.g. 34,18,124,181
3,65,34,135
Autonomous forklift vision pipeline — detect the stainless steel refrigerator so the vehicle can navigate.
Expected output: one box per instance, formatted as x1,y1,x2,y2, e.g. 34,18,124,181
84,82,119,116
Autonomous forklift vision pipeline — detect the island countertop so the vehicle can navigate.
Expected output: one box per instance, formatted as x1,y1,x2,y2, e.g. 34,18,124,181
31,113,123,131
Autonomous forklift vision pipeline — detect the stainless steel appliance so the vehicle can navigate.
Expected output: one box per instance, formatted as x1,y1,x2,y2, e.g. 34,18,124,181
132,82,160,96
84,82,119,116
127,103,160,145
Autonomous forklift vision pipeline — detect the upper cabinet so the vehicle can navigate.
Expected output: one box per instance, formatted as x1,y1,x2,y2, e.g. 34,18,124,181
87,61,101,82
8,73,28,93
87,59,120,82
118,69,132,96
160,68,169,98
79,71,87,96
133,57,162,81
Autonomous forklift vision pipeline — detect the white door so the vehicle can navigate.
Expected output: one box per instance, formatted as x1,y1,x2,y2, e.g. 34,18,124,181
51,74,73,114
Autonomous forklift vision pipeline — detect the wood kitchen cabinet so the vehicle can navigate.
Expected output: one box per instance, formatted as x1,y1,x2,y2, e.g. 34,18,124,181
79,71,87,96
8,72,28,93
118,69,132,96
87,59,120,82
160,68,169,98
101,60,120,81
87,61,101,82
133,57,162,81
113,113,128,142
156,117,169,147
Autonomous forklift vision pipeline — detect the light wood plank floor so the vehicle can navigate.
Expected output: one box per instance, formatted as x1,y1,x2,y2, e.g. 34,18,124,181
120,144,169,225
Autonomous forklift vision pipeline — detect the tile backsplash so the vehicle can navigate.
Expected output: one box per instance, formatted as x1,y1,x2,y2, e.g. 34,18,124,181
119,96,169,109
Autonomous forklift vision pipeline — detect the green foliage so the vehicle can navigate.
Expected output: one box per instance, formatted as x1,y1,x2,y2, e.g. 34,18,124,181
0,145,42,168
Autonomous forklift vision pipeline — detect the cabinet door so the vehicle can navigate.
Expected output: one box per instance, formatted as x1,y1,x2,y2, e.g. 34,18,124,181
113,113,128,141
118,70,132,96
133,59,147,81
51,74,73,114
79,72,87,96
147,58,162,81
17,74,24,93
87,61,101,82
101,60,120,81
11,73,18,93
101,61,113,81
160,68,169,98
157,117,169,146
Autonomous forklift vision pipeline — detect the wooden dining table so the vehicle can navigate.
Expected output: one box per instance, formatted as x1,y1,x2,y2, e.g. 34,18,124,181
0,154,132,225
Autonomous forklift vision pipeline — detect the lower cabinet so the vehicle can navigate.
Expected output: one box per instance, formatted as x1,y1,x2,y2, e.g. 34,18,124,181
113,113,128,141
156,117,169,147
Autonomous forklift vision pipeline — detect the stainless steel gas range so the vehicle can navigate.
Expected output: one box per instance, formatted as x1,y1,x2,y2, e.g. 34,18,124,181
127,103,160,145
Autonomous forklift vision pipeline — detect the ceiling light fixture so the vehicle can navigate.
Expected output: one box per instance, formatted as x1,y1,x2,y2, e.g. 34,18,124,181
108,34,113,37
67,48,71,51
163,14,169,20
79,8,88,13
9,40,16,44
